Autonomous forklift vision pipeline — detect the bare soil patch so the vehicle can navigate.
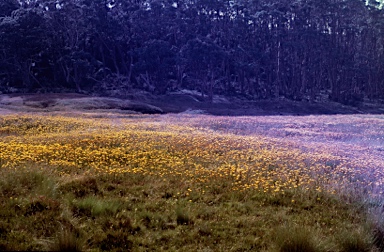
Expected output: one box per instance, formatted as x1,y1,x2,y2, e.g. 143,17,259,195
0,93,163,114
145,93,384,116
0,92,383,116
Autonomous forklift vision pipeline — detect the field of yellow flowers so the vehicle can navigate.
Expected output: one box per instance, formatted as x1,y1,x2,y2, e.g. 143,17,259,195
0,112,383,251
1,113,382,196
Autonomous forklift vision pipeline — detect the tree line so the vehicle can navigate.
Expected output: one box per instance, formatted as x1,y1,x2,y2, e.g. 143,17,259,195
1,0,383,104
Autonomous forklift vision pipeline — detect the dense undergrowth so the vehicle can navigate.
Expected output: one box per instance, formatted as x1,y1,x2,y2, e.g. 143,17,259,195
0,113,382,251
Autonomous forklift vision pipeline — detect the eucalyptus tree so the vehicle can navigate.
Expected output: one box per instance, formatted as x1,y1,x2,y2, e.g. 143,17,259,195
0,7,48,91
0,0,383,104
0,0,19,17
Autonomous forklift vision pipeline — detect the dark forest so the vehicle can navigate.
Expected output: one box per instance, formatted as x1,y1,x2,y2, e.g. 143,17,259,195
1,0,384,105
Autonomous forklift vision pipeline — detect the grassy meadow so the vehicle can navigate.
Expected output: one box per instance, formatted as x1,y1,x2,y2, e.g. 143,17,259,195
0,112,384,251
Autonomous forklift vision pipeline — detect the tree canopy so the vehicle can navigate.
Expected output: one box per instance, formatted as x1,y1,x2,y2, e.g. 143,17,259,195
0,0,383,104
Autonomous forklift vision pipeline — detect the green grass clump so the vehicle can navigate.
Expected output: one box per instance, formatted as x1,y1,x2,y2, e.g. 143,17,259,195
72,196,121,217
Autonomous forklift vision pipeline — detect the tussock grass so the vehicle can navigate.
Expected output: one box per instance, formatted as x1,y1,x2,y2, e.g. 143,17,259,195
367,207,384,252
0,113,381,251
0,167,57,199
50,230,83,252
337,229,372,252
0,167,376,251
176,206,194,226
273,225,321,252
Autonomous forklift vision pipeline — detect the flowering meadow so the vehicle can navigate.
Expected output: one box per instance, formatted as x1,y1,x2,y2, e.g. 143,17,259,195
1,113,383,197
0,112,383,251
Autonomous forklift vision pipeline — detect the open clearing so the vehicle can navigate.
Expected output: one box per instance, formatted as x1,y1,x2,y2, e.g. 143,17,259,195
1,111,384,251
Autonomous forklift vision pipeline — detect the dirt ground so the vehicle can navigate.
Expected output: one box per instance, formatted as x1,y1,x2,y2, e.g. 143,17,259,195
145,93,384,116
0,92,383,116
0,93,162,115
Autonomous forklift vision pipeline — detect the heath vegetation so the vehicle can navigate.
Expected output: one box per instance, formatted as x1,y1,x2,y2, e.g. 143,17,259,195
0,113,383,251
